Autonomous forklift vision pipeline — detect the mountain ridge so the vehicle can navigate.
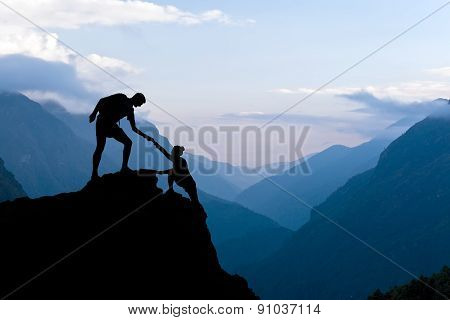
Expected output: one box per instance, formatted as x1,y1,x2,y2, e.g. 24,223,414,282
236,138,390,229
0,157,26,202
0,171,257,299
245,115,450,299
0,92,116,197
199,190,293,273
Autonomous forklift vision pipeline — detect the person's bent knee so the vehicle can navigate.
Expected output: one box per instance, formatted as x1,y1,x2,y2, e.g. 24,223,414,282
124,139,132,148
94,145,105,154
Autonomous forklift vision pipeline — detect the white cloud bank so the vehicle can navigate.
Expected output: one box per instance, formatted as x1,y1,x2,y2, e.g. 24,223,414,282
426,67,450,77
271,81,450,102
270,87,361,96
271,65,450,102
0,1,245,110
0,0,238,28
0,26,138,98
0,0,240,72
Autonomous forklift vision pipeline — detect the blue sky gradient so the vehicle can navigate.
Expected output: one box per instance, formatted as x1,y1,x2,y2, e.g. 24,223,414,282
1,0,450,164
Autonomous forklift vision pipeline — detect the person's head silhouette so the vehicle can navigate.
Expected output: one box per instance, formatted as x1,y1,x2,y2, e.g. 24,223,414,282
131,93,146,107
171,146,185,159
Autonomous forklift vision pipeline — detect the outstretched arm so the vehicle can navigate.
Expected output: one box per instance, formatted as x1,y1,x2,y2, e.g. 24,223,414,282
89,98,103,123
156,169,172,174
127,114,172,160
150,138,172,160
128,113,152,140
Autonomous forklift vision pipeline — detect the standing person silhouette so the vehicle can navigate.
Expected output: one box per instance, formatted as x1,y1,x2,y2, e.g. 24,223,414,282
147,137,199,204
89,93,149,180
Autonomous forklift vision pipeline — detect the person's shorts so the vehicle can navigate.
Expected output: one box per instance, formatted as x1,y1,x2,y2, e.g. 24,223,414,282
96,117,123,138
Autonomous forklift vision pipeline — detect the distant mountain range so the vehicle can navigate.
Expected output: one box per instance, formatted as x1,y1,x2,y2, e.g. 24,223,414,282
0,157,26,202
245,115,450,299
4,90,450,300
234,113,423,231
41,99,246,200
200,191,292,273
0,92,117,197
0,93,248,200
41,99,306,196
236,138,392,230
0,92,286,275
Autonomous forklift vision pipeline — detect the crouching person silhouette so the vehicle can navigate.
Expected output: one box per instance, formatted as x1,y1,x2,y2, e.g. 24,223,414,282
148,138,200,205
89,93,148,180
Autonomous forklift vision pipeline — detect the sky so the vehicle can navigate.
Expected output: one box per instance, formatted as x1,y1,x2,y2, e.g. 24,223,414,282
0,0,450,166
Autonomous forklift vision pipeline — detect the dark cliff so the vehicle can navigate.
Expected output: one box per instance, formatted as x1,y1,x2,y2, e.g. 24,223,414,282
0,171,257,299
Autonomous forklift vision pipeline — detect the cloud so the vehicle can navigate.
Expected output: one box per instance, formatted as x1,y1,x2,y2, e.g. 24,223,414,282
338,93,450,137
1,0,239,28
270,87,361,95
219,110,395,140
0,25,141,107
0,26,140,92
219,94,450,140
23,90,93,113
0,54,93,99
426,67,450,77
0,26,139,74
0,26,73,63
342,91,449,118
365,82,450,102
83,54,140,76
272,82,450,102
219,111,341,124
73,53,142,93
0,54,105,112
0,1,246,112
